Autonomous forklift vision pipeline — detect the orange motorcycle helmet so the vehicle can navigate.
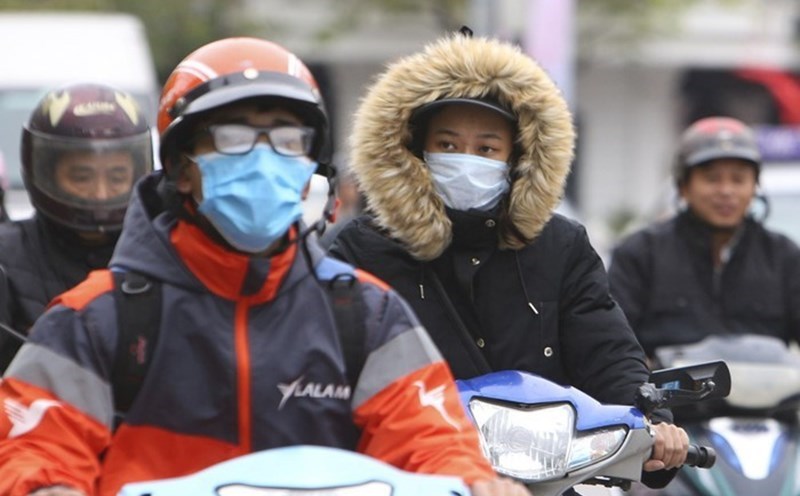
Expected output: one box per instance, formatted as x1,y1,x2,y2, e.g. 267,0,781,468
157,37,332,177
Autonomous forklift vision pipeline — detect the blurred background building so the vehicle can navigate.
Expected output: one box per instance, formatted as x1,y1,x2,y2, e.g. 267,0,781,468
2,0,800,259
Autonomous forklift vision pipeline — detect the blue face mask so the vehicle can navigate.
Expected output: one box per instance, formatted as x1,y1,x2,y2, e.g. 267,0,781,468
193,144,316,253
424,152,510,211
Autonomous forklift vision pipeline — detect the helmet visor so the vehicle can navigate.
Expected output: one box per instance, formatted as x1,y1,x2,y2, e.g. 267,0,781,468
27,129,153,227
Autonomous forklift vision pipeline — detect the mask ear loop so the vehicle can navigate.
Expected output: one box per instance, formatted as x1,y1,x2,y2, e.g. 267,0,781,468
299,162,337,242
297,164,338,279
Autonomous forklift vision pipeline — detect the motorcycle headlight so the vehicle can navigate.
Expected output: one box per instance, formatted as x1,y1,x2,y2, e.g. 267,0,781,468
468,399,627,482
217,481,392,496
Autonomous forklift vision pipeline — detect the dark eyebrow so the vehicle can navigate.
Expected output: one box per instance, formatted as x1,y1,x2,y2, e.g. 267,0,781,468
476,132,506,141
66,164,96,173
270,117,303,127
206,116,248,126
431,128,504,141
431,129,459,138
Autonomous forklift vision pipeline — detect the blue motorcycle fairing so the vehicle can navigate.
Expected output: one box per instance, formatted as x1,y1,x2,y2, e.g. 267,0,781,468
117,445,470,496
457,370,646,432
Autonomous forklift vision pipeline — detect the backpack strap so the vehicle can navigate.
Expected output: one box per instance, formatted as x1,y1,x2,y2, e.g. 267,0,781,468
326,272,367,389
111,270,162,422
306,238,369,387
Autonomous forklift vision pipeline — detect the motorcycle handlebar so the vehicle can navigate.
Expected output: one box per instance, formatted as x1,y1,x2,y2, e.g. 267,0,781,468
685,444,716,468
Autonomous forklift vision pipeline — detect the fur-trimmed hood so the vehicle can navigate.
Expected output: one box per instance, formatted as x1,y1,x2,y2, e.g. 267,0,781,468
348,33,575,261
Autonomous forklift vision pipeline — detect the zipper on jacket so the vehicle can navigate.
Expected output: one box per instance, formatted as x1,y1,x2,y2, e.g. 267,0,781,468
234,299,252,453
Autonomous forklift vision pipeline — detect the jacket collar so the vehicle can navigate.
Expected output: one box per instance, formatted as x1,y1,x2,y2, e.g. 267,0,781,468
447,206,501,250
676,209,751,264
170,219,297,302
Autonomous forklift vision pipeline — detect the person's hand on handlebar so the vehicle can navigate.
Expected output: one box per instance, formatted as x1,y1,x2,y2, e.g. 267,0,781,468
645,422,689,471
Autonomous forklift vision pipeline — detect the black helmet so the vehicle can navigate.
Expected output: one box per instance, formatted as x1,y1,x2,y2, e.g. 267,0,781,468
674,116,761,186
21,83,153,232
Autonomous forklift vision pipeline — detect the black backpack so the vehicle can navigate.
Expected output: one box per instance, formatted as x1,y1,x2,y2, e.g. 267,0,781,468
110,270,366,423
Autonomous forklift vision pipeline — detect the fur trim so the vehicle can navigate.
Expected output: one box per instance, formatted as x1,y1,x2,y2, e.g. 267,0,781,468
349,34,575,260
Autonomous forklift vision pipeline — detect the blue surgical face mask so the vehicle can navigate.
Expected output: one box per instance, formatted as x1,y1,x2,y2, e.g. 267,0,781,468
193,144,316,253
424,152,510,211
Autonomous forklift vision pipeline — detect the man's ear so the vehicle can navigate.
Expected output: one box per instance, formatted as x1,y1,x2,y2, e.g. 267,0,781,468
175,160,193,194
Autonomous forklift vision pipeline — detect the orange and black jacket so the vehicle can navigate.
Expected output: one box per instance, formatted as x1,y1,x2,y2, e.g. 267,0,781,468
0,172,495,496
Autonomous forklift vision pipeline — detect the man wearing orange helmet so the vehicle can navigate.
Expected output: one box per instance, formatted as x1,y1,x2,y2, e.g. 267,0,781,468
0,82,153,372
0,38,527,496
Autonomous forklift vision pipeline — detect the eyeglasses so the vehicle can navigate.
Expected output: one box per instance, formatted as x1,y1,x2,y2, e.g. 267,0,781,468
201,124,316,157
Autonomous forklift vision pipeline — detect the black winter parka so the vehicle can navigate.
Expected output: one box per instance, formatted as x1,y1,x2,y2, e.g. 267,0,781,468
331,33,659,411
608,210,800,357
331,209,652,408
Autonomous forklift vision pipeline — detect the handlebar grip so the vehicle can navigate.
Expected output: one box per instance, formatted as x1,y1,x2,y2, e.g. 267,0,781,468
685,444,716,468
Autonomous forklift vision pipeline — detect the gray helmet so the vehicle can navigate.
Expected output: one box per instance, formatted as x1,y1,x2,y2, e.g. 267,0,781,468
674,116,761,186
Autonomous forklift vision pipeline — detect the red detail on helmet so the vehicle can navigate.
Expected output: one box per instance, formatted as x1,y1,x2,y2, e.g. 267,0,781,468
691,116,749,135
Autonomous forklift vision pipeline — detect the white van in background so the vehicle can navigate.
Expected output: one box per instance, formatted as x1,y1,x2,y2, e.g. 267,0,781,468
0,11,159,220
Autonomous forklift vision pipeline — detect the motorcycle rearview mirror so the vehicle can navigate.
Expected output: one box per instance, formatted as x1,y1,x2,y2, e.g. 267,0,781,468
636,361,731,414
650,360,731,397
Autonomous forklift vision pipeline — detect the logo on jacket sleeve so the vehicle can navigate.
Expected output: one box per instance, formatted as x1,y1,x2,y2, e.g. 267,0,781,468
277,375,351,410
414,381,461,431
4,398,61,438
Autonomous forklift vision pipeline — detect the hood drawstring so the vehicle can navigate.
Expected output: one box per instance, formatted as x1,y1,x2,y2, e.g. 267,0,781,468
515,251,539,315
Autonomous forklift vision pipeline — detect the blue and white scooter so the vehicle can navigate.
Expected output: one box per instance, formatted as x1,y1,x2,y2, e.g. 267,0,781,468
116,365,726,496
117,444,470,496
652,334,800,495
456,362,727,496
